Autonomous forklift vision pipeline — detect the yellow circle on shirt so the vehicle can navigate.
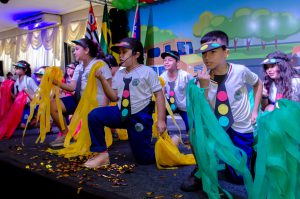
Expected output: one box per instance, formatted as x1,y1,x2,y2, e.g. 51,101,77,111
122,99,129,107
170,97,175,103
218,104,228,115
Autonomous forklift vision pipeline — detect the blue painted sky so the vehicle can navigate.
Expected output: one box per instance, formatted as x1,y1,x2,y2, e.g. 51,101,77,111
128,0,300,47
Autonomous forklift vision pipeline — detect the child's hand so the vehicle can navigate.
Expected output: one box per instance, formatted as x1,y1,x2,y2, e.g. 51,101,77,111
196,67,210,88
95,69,104,80
52,79,58,86
156,119,167,135
251,111,258,124
262,86,268,98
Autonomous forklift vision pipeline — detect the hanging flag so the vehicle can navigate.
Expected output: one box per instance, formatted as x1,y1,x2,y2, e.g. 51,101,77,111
85,2,100,44
100,2,112,54
131,3,141,41
145,7,154,66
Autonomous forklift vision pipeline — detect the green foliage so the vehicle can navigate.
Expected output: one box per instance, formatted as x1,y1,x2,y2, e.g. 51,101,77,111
193,11,214,37
193,8,300,43
112,0,137,10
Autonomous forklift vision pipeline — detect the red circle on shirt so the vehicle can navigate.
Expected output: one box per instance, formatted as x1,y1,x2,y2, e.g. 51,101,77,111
217,91,228,101
169,91,175,97
123,90,130,98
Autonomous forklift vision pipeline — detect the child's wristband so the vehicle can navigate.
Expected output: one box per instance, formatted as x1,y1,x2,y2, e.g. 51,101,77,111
262,95,268,99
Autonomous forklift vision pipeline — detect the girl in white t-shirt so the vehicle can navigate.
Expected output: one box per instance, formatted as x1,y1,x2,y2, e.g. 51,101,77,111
261,51,300,111
13,60,38,128
49,38,112,147
84,38,167,168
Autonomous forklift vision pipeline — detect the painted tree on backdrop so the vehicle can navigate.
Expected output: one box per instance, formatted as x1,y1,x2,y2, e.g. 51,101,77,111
193,8,300,51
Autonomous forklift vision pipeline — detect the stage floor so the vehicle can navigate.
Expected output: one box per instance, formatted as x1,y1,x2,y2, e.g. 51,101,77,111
0,121,247,199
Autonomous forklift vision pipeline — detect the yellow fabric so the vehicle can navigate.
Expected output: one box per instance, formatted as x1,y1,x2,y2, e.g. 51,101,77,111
49,62,112,158
22,67,64,144
155,132,196,169
153,77,195,169
116,129,128,140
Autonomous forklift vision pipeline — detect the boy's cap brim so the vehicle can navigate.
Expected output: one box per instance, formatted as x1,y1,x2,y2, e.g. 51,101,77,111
111,42,132,53
199,43,225,53
161,51,180,61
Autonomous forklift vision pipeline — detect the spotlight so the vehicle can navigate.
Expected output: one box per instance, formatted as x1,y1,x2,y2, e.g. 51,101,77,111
0,0,9,4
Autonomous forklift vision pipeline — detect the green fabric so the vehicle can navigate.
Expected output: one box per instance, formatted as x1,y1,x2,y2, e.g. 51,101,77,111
254,99,300,199
186,80,253,199
248,89,262,147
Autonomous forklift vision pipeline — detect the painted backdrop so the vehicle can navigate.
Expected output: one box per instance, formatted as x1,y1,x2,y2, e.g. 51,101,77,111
124,0,300,75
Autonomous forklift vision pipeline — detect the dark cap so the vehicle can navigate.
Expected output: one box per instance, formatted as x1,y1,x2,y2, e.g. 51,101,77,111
13,61,29,68
72,38,99,57
111,41,132,53
199,42,225,53
71,38,91,48
161,51,180,61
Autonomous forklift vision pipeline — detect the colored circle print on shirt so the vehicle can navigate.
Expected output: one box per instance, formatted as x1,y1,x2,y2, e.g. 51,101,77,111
218,104,229,115
217,91,228,101
122,90,130,98
218,116,229,127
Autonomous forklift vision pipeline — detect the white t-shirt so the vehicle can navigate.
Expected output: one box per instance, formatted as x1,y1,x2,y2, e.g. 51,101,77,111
207,63,258,133
112,65,162,114
72,58,112,106
160,69,193,111
268,77,300,103
14,75,38,103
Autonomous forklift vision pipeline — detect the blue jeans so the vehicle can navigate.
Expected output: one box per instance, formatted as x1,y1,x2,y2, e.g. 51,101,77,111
168,109,189,132
88,104,155,164
225,127,254,184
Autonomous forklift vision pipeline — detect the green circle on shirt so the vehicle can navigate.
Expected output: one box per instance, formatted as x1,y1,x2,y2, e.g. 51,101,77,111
171,104,176,111
219,116,229,127
122,109,128,116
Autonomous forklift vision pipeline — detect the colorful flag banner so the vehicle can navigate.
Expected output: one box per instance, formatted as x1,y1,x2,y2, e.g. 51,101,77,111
85,2,100,45
100,2,112,54
131,3,141,41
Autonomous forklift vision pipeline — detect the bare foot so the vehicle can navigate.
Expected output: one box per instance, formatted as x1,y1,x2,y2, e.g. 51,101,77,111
171,135,180,146
83,152,110,169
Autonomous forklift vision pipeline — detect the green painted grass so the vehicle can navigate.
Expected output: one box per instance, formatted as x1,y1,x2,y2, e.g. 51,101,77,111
227,42,300,60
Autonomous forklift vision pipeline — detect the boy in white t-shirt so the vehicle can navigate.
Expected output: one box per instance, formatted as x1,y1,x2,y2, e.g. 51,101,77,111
160,50,193,135
83,38,166,168
181,30,263,192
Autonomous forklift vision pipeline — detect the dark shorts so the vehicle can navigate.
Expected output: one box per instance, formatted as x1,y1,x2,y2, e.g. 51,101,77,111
61,96,78,115
21,104,38,124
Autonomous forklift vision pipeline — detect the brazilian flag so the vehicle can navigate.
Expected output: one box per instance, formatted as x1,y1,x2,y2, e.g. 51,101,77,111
100,3,112,55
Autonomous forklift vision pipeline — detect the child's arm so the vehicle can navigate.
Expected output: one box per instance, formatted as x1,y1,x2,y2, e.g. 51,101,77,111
95,69,118,102
53,79,76,92
102,78,112,106
154,90,167,135
252,79,263,123
261,85,270,110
